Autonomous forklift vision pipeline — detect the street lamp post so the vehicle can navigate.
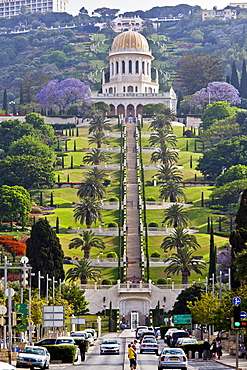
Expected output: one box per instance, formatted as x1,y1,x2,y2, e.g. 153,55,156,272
52,276,57,300
38,271,44,299
46,274,51,302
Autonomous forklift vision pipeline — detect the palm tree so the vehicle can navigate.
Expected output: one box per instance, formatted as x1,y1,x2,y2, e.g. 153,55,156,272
164,247,206,284
149,129,177,148
151,146,178,165
83,149,111,165
159,180,186,202
74,197,103,228
149,112,175,131
160,227,200,252
66,258,101,284
155,164,183,183
77,178,106,200
86,167,108,182
69,230,105,259
163,204,189,228
88,132,110,148
88,113,112,134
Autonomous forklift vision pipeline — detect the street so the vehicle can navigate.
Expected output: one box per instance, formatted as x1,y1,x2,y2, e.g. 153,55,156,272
45,335,234,370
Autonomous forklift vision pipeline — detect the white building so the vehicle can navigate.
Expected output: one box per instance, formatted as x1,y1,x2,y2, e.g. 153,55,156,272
0,0,68,18
91,27,177,117
229,2,247,7
111,15,144,32
202,6,237,20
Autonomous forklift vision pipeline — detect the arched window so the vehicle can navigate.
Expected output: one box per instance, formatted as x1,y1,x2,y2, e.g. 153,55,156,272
116,61,119,74
109,87,113,93
127,86,133,92
148,87,152,93
114,87,116,93
135,86,138,92
142,61,145,74
147,63,149,75
136,61,139,74
123,86,126,92
129,60,132,74
122,61,125,74
111,63,114,76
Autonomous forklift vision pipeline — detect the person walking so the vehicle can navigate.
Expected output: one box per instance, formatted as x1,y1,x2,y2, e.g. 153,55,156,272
128,343,136,370
216,340,223,360
210,338,217,358
79,340,87,362
202,339,211,361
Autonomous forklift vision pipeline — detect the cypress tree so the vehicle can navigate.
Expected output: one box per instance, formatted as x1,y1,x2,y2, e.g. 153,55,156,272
74,140,77,152
65,141,68,152
19,84,24,105
61,156,64,169
2,89,7,113
50,192,54,207
67,174,70,183
219,216,222,232
231,61,240,91
40,191,43,206
194,140,197,152
76,127,79,137
26,218,65,292
190,155,192,169
240,59,247,99
201,192,204,207
208,219,216,282
186,140,189,151
58,175,60,183
56,217,59,234
194,173,197,182
71,156,74,169
207,217,210,233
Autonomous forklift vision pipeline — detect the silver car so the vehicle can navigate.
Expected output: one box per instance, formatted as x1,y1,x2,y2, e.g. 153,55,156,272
16,346,50,369
158,347,188,370
100,339,120,354
140,337,159,354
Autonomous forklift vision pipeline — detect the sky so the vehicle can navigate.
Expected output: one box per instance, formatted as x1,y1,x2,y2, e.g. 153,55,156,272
67,0,231,16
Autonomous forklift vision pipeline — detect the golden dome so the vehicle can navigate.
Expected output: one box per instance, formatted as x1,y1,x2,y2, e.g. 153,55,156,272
111,29,149,52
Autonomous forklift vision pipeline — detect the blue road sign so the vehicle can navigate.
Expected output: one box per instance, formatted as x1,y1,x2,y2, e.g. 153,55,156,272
241,311,247,320
233,297,241,305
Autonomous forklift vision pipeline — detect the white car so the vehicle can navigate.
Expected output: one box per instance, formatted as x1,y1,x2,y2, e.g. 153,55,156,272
140,337,159,354
0,362,16,370
85,328,97,340
158,347,188,370
164,328,178,343
16,346,50,369
100,339,120,355
176,338,198,347
70,331,94,346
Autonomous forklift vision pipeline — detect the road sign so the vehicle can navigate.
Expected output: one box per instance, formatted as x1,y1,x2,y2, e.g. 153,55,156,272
233,297,241,305
70,318,86,325
164,318,169,323
241,311,247,320
173,314,192,325
0,305,7,315
43,305,64,328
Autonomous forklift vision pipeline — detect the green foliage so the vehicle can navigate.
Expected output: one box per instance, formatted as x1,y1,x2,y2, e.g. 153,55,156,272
108,222,118,227
181,343,204,359
146,196,156,201
157,278,166,284
46,50,68,68
172,283,205,314
210,179,247,204
61,284,88,315
201,117,240,144
101,278,112,285
109,197,119,202
149,221,159,227
0,185,31,224
26,218,65,292
151,250,161,257
106,252,117,258
201,102,238,130
8,135,55,160
216,165,247,187
40,345,77,363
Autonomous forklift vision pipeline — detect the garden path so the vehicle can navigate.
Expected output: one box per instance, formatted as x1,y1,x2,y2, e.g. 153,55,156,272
126,122,141,281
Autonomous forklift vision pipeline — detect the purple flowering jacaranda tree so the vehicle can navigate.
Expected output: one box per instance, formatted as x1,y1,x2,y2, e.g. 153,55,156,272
189,82,241,110
35,78,91,113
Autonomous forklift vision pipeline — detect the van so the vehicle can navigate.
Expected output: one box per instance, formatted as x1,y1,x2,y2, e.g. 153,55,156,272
171,331,190,347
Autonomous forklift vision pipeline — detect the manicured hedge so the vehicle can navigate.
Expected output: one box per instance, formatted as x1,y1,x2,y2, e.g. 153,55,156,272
41,345,77,363
181,343,204,358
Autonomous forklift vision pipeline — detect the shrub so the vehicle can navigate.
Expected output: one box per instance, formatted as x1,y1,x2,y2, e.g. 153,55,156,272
183,129,195,138
151,250,161,258
109,197,119,202
146,196,156,201
41,345,77,363
102,279,112,285
149,221,159,227
181,343,204,358
106,252,117,258
103,178,111,186
157,278,166,284
108,222,118,227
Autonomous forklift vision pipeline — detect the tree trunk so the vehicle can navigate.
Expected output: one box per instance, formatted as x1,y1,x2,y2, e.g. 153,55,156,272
97,142,101,148
182,269,189,284
170,193,176,202
80,275,87,284
84,247,91,259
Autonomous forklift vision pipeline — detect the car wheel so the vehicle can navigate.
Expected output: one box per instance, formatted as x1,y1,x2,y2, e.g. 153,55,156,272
40,362,46,370
46,363,49,369
100,351,103,355
140,350,143,354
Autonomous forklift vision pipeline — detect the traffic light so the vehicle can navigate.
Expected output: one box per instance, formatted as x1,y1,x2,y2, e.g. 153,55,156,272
19,268,29,288
233,305,241,328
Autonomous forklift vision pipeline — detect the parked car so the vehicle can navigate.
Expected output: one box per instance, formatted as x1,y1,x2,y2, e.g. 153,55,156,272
100,339,120,354
16,346,50,369
0,362,16,370
140,337,159,354
176,338,198,347
171,331,190,347
85,328,97,340
158,347,188,370
70,331,94,346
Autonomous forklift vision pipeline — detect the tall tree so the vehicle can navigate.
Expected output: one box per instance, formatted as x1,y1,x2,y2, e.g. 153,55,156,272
2,89,8,113
74,197,103,228
163,203,189,228
161,227,200,252
88,114,112,134
77,177,106,200
164,247,206,284
208,219,216,282
26,218,65,293
149,113,174,131
231,61,240,92
69,230,105,259
151,146,178,165
0,185,31,225
240,59,247,99
66,258,100,284
159,180,186,202
149,129,177,148
88,132,110,148
83,148,111,165
155,164,183,183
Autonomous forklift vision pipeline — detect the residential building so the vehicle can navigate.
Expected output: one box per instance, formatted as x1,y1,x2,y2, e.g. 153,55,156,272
0,0,68,18
229,2,247,8
111,15,144,33
202,6,237,20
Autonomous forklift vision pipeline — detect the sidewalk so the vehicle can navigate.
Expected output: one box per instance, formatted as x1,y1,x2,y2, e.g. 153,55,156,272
216,352,247,370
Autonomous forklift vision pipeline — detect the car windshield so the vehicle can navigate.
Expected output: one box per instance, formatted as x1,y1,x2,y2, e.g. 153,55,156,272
71,334,86,337
143,338,156,343
22,348,45,355
57,339,74,344
102,340,117,344
163,349,183,355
